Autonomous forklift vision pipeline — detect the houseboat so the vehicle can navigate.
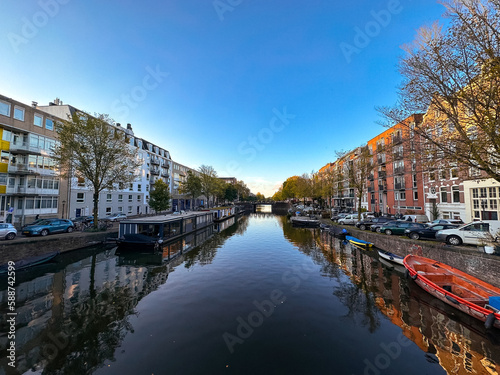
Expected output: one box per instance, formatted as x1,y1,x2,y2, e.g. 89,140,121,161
117,211,214,251
211,206,240,222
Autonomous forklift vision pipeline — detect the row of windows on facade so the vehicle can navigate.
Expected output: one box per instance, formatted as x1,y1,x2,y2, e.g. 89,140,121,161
2,130,58,151
0,176,60,190
1,153,57,170
0,100,57,130
16,196,59,209
132,138,170,160
75,178,151,192
76,193,145,203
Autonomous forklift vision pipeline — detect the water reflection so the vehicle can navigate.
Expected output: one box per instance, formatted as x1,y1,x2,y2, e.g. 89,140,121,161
0,217,249,375
316,230,500,375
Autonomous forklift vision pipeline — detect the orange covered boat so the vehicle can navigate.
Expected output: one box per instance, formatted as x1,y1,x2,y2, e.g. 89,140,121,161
404,254,500,329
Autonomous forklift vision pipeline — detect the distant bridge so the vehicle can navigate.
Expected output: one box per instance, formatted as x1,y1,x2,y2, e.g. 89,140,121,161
238,202,290,213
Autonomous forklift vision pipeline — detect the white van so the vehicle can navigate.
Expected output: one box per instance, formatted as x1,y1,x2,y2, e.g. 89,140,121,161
402,214,429,223
435,220,500,246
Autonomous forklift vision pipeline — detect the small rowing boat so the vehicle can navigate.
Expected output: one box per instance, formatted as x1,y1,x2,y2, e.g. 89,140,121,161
0,251,59,274
404,254,500,329
329,226,349,239
346,235,373,247
377,249,404,265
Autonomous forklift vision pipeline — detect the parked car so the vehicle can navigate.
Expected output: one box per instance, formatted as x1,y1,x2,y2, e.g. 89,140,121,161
436,220,500,246
371,220,399,233
107,213,127,221
402,214,430,223
331,213,349,222
426,219,464,225
338,214,360,225
356,216,392,231
0,223,17,240
71,216,94,224
22,219,75,237
405,223,460,240
380,221,428,235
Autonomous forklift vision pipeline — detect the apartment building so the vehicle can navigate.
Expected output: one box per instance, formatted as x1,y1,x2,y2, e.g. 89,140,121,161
366,114,426,217
38,101,172,219
0,94,65,226
171,161,206,210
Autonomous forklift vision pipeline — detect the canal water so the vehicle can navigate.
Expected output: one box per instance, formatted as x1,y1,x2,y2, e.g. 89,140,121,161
1,207,500,374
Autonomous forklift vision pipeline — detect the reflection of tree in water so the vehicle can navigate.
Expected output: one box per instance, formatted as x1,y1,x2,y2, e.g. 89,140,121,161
277,215,318,251
35,254,170,374
183,215,250,268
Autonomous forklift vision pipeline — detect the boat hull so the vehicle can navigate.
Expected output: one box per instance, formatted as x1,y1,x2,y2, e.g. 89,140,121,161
346,235,373,247
377,250,404,265
404,255,500,329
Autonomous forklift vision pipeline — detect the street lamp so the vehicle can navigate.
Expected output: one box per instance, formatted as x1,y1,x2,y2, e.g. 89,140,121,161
62,200,66,219
481,199,487,220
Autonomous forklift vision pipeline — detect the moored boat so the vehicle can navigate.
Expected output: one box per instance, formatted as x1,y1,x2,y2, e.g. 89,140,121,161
346,235,373,247
404,254,500,329
0,251,59,274
377,249,404,265
328,226,349,239
290,216,320,228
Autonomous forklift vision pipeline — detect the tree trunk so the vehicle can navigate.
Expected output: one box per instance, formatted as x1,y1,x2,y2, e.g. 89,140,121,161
93,192,99,229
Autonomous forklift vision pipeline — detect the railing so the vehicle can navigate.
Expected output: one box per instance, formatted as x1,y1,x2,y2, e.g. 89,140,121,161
378,171,386,178
395,183,405,190
393,151,403,160
394,167,405,175
378,185,387,191
392,135,402,144
150,158,160,165
377,156,386,164
9,142,43,154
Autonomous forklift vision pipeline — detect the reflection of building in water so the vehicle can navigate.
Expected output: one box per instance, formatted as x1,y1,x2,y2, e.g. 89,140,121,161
318,231,500,375
0,224,230,374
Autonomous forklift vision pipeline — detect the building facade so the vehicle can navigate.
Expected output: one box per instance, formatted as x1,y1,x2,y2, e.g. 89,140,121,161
0,94,66,225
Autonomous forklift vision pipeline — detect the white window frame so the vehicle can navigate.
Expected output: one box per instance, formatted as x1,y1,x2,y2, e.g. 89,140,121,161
0,100,11,117
76,193,85,203
45,118,54,130
13,106,25,121
34,114,43,127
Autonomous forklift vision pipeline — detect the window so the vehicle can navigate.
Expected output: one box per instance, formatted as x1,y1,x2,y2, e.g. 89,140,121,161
76,193,84,203
413,190,418,200
472,188,478,199
146,185,149,191
400,191,406,200
13,107,24,121
452,186,460,203
450,168,458,179
118,207,123,213
106,207,112,214
129,183,133,191
429,171,435,181
480,188,487,198
45,118,54,130
106,194,112,202
473,200,479,209
138,184,141,192
128,206,133,214
440,170,447,180
137,195,141,202
490,200,497,210
0,100,10,117
34,114,43,127
77,177,85,187
440,187,448,203
2,130,11,142
128,194,133,202
489,187,497,198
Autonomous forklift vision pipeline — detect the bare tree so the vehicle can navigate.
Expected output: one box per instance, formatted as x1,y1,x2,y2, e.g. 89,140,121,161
378,0,500,181
198,165,218,207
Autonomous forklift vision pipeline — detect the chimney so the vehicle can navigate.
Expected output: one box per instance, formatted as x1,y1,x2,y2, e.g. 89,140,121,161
116,123,121,127
127,123,132,130
32,101,38,108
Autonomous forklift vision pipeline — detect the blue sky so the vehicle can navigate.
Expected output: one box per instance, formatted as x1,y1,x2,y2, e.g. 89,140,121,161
1,0,446,196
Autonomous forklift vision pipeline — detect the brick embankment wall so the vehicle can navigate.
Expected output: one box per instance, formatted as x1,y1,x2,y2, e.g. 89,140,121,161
344,225,500,288
0,229,118,265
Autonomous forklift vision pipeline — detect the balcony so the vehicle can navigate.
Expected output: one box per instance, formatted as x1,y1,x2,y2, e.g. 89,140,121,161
392,151,403,160
150,168,160,175
8,142,43,155
150,158,160,165
377,156,386,164
378,184,387,191
394,167,405,175
395,183,406,190
378,171,386,178
392,135,402,144
367,185,374,192
8,186,60,196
